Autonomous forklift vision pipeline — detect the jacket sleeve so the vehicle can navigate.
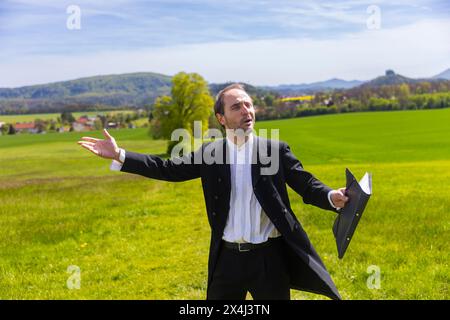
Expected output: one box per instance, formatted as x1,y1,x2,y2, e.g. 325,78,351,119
280,142,338,212
119,147,202,182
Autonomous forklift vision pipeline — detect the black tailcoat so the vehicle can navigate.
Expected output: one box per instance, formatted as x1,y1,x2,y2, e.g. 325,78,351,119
120,137,341,300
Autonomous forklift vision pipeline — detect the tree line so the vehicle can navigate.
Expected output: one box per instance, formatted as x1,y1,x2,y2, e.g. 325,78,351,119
255,81,450,120
0,110,149,135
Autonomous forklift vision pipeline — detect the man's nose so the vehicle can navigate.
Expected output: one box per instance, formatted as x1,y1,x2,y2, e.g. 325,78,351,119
241,103,251,115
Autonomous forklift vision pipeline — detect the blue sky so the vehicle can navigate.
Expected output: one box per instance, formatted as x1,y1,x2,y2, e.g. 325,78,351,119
0,0,449,87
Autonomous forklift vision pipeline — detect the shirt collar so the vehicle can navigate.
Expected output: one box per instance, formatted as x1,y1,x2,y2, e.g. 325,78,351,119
226,132,254,152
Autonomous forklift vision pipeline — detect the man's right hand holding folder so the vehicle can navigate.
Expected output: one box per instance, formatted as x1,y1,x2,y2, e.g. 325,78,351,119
329,187,349,210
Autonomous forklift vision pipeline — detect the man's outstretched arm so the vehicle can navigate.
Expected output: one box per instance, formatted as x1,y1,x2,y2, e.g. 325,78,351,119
280,142,348,212
78,129,201,182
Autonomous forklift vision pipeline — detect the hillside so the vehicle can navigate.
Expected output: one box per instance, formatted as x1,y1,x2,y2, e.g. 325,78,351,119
264,78,364,95
433,68,450,80
0,72,172,113
357,69,446,88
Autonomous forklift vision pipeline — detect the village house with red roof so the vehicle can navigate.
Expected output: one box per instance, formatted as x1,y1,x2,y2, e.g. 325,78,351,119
14,122,39,134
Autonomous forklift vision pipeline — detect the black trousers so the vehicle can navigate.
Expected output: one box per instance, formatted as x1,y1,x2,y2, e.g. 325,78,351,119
207,237,291,300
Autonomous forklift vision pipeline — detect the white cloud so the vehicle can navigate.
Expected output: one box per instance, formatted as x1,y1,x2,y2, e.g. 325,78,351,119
0,18,449,87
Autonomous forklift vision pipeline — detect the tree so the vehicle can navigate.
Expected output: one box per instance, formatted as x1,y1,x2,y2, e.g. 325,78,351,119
416,82,431,94
61,111,75,124
264,94,275,107
150,72,214,154
397,84,410,108
34,119,47,133
93,119,103,130
1,123,8,135
8,124,16,135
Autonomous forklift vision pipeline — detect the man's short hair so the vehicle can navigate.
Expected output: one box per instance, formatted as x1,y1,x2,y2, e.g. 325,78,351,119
214,83,247,115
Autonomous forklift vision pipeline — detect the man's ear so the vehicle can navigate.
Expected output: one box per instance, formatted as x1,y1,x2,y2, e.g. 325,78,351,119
216,113,225,126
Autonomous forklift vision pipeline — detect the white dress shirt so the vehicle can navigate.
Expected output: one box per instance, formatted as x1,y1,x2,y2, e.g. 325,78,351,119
110,137,339,244
222,134,281,244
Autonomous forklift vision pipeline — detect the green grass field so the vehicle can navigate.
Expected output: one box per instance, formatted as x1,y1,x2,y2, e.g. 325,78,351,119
0,109,449,299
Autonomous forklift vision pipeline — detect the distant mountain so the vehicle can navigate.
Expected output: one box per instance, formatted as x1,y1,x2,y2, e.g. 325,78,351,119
432,68,450,80
209,82,278,97
272,70,450,94
357,69,450,89
359,69,418,87
0,72,172,113
264,78,364,95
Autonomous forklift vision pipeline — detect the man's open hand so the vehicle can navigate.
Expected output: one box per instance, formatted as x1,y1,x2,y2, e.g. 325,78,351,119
330,187,349,209
77,129,120,161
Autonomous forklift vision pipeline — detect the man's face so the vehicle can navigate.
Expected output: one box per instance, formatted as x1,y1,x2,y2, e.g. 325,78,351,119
216,89,255,132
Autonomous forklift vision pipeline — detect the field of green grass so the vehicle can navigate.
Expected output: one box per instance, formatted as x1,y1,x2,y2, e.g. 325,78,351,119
0,109,449,299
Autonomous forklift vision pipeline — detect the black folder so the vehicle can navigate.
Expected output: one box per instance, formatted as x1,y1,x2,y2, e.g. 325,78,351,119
333,168,372,259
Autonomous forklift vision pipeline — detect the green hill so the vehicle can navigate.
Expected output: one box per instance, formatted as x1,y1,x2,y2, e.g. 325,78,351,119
0,72,172,113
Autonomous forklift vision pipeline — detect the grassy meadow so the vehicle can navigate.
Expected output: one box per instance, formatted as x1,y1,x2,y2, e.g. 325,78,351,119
0,109,449,299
